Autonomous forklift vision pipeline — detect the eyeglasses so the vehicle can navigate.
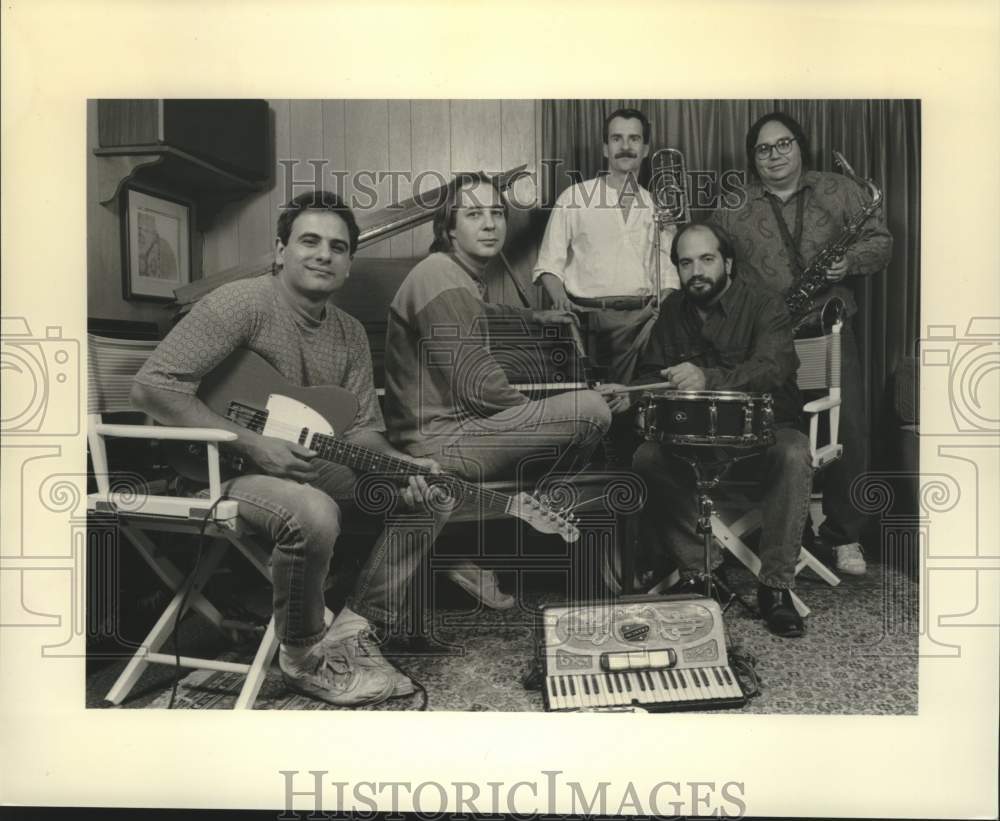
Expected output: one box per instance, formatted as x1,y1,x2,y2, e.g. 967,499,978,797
754,137,797,160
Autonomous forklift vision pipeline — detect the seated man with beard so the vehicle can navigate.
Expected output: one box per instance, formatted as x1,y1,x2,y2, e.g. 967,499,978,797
602,222,813,637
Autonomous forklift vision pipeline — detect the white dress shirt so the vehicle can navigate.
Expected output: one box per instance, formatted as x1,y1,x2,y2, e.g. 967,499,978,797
532,176,680,298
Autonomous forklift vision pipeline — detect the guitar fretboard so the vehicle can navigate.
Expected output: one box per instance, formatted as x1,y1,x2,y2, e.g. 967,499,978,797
230,402,512,515
310,432,513,514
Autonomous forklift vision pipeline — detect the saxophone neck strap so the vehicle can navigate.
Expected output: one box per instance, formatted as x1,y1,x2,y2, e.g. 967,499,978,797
765,189,808,277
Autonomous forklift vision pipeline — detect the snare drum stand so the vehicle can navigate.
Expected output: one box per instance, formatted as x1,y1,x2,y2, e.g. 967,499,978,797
674,449,757,616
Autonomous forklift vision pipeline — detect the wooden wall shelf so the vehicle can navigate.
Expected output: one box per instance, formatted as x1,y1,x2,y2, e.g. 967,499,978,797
94,144,267,231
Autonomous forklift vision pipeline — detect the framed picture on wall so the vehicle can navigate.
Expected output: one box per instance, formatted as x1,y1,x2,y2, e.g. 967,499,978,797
120,186,192,301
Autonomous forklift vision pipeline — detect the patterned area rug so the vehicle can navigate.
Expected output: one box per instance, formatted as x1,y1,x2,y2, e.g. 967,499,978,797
143,560,918,714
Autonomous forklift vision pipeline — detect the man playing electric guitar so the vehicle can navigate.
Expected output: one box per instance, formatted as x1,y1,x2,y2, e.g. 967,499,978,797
132,190,447,707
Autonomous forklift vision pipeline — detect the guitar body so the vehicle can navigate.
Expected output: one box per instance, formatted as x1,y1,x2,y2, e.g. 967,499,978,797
165,349,359,482
197,349,359,432
163,349,580,542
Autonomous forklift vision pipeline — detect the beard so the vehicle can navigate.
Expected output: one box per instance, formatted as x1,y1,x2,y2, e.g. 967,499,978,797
684,273,729,305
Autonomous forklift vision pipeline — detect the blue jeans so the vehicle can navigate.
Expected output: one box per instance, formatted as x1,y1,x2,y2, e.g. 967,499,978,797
225,390,611,644
632,426,813,589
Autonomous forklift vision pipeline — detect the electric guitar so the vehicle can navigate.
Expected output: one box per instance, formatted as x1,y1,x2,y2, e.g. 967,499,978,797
165,349,580,543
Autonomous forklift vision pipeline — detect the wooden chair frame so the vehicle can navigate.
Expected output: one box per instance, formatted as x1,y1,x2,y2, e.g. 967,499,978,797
86,334,282,709
708,318,846,617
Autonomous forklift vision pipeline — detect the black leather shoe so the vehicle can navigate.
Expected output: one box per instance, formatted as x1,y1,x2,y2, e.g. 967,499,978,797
757,584,804,638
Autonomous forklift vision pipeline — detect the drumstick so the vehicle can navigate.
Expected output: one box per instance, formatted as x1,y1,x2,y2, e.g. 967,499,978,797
597,380,675,395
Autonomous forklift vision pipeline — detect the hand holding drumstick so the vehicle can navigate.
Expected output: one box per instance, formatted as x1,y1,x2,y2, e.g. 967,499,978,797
599,362,707,414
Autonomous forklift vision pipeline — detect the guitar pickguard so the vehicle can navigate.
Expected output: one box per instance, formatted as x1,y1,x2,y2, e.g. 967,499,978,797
262,394,335,445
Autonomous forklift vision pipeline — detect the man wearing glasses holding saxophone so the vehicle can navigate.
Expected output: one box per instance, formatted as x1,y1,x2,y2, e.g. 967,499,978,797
712,112,893,577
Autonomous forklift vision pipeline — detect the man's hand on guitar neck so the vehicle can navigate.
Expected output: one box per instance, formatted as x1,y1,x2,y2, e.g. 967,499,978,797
345,429,450,513
398,455,451,512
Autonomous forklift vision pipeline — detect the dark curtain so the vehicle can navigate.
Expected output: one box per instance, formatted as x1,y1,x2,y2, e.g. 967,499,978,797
541,99,920,469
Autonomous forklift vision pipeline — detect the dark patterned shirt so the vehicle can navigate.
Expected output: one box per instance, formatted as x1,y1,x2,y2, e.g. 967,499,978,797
636,277,801,423
712,169,892,315
134,275,384,435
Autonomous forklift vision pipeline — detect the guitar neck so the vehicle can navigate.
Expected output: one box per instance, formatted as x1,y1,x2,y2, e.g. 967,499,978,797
311,433,512,514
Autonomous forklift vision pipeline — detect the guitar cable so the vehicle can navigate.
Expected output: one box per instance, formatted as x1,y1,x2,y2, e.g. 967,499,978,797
168,493,231,709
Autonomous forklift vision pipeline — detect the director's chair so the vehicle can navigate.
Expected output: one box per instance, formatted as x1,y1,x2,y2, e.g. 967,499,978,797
708,315,846,617
86,334,292,709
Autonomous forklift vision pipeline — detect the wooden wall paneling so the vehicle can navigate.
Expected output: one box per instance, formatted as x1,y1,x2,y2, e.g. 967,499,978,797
345,100,391,258
322,100,348,198
500,99,540,308
410,100,452,256
450,100,502,174
268,99,291,230
201,198,240,275
236,190,274,265
288,99,325,194
387,101,413,258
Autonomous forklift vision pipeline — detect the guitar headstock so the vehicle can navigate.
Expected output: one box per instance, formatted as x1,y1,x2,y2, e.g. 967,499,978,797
510,491,580,543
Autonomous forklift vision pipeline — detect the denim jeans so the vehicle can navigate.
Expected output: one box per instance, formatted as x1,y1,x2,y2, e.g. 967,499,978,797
225,390,611,644
414,389,612,483
222,464,350,647
631,426,813,589
348,390,610,627
818,319,869,545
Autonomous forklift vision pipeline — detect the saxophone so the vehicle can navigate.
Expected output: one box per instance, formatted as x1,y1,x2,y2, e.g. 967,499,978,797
785,151,883,332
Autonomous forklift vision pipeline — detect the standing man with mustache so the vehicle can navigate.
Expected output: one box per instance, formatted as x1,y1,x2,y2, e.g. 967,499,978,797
533,108,680,387
603,222,812,637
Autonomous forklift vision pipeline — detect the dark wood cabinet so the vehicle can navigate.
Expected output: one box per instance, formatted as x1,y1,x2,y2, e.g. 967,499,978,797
94,99,272,230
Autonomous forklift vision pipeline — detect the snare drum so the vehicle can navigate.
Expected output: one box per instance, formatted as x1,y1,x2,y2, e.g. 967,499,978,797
635,390,775,449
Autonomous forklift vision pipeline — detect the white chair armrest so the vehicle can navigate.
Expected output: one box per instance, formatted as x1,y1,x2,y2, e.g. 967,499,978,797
802,395,841,414
94,423,238,443
812,443,844,469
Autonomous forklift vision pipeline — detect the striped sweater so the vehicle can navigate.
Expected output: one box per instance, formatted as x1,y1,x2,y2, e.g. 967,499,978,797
383,252,535,455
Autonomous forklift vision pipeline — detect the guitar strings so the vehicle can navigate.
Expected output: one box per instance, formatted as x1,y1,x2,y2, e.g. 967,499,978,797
224,404,574,529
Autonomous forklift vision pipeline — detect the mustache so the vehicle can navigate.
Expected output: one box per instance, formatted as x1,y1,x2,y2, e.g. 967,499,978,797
614,151,638,159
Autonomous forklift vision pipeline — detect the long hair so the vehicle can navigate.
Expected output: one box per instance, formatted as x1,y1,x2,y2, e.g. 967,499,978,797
429,172,508,254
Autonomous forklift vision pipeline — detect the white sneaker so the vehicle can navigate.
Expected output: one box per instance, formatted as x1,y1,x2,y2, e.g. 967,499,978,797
448,561,515,610
324,608,415,698
834,543,867,576
279,645,394,706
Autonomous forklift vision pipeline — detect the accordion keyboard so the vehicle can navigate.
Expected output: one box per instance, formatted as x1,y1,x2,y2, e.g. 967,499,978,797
540,596,746,713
